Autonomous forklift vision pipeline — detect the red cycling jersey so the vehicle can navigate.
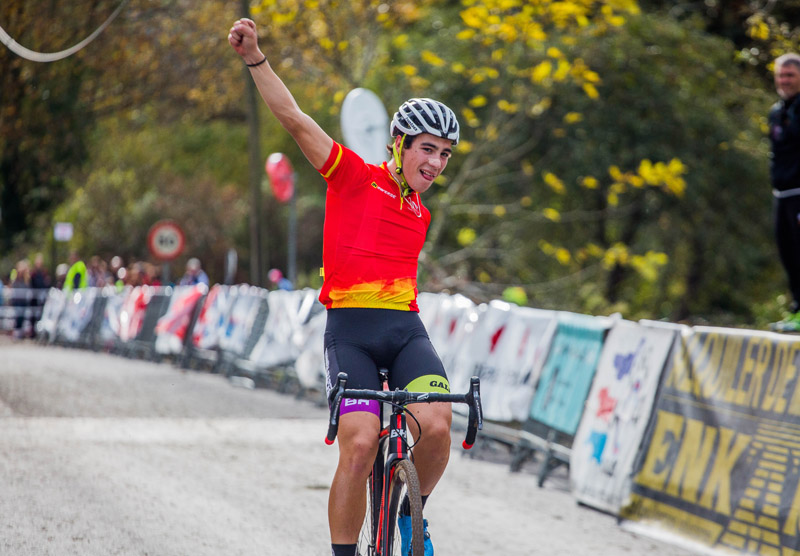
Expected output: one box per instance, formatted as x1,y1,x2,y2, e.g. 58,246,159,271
317,141,431,311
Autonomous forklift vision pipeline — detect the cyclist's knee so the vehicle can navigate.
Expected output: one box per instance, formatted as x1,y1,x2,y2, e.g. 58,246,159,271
337,413,380,474
425,414,452,445
412,403,452,444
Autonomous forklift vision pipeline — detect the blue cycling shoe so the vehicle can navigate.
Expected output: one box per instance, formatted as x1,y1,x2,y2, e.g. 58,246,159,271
397,515,433,556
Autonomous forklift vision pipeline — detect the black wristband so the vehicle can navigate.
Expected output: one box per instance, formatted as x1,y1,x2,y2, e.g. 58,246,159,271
246,55,267,67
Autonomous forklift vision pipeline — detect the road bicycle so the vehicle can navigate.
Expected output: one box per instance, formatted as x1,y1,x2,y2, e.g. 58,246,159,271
326,371,483,556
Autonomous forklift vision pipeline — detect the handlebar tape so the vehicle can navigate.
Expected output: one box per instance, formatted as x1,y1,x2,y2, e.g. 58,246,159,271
324,372,349,445
462,376,483,450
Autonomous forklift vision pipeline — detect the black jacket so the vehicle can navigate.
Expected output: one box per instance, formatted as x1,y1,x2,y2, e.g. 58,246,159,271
769,94,800,191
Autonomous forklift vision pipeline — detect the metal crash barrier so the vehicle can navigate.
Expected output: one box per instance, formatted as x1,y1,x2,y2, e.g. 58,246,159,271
0,287,50,339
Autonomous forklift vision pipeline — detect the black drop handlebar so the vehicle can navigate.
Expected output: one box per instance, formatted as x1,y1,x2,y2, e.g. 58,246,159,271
325,372,483,449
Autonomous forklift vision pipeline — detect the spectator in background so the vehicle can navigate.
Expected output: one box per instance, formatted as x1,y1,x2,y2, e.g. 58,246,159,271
11,260,31,338
29,253,51,332
267,267,293,291
769,53,800,332
127,262,146,287
30,253,50,290
179,258,209,286
87,256,113,288
63,250,87,292
110,256,126,291
144,263,162,287
54,264,69,290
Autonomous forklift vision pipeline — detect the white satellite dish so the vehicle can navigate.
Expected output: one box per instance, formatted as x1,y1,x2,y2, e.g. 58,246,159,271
340,88,390,165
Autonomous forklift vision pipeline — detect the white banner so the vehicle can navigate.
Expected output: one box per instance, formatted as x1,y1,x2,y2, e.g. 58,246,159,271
154,284,207,355
118,286,156,342
293,311,327,390
218,285,266,356
448,301,557,422
570,319,678,514
56,288,99,343
418,292,477,374
36,288,66,339
249,289,307,368
191,285,233,350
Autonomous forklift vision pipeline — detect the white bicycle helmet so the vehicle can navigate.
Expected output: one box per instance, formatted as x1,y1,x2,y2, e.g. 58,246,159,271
390,98,460,145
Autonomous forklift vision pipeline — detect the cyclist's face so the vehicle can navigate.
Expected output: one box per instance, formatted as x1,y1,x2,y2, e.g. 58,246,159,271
775,62,800,100
400,134,453,193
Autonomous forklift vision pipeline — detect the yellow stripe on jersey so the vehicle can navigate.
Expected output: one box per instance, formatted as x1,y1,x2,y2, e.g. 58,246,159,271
326,278,416,310
322,143,344,178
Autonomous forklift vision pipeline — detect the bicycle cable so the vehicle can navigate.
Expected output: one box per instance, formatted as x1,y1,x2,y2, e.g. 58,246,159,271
386,401,423,453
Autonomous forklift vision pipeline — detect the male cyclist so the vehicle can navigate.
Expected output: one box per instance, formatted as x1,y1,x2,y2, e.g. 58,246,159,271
229,18,459,556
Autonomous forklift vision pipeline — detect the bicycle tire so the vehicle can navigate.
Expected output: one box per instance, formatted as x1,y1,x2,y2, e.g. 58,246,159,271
385,459,424,556
357,448,385,556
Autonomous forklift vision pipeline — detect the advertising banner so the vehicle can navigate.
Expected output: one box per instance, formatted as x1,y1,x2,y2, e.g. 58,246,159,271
621,326,800,555
294,311,327,390
36,288,66,339
571,320,677,514
191,285,232,350
218,286,265,356
528,313,611,435
99,289,125,344
448,301,556,422
56,288,99,343
154,284,207,355
417,292,476,374
249,289,305,369
118,286,153,342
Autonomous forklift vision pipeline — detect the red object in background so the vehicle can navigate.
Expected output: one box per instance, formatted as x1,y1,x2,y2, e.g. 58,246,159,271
265,153,295,203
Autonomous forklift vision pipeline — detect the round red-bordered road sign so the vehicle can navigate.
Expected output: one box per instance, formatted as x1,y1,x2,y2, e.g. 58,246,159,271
147,220,186,261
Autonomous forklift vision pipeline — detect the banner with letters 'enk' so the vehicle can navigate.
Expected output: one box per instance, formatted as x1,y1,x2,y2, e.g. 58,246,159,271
622,327,800,555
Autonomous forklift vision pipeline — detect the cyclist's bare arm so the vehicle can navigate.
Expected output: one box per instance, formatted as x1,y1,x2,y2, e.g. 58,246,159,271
228,18,333,170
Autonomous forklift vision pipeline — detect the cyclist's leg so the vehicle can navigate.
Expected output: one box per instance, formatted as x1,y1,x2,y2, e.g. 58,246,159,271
389,333,452,497
325,318,383,546
390,331,449,555
329,411,380,543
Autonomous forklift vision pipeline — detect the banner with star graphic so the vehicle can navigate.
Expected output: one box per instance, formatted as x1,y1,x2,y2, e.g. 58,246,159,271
570,319,679,514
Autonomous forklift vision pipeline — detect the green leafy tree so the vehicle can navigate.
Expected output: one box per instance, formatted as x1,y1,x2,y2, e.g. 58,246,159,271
377,1,772,324
533,14,772,322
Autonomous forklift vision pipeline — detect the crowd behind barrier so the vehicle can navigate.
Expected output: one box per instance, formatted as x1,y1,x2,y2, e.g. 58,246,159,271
6,283,800,555
0,251,199,341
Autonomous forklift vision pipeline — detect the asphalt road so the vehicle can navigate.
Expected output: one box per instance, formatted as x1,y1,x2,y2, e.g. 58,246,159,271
0,339,704,556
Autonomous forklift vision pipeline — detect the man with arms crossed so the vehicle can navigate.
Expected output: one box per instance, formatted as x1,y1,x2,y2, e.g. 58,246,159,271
229,18,459,556
770,53,800,331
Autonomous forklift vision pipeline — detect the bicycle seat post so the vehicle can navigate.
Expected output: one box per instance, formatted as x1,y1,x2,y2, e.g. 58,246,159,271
378,368,389,390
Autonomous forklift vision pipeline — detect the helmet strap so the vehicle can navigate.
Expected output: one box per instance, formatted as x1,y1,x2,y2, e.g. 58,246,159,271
392,134,405,174
392,134,412,200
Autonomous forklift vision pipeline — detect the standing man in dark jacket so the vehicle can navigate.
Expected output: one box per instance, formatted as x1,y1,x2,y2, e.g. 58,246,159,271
769,53,800,331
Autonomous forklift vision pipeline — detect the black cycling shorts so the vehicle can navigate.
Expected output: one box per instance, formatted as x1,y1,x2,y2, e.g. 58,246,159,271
324,308,450,416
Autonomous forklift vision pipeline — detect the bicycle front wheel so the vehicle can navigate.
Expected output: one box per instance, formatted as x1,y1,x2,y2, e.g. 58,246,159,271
385,459,424,556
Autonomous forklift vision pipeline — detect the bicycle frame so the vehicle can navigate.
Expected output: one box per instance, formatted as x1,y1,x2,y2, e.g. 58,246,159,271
376,395,410,554
326,371,483,556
